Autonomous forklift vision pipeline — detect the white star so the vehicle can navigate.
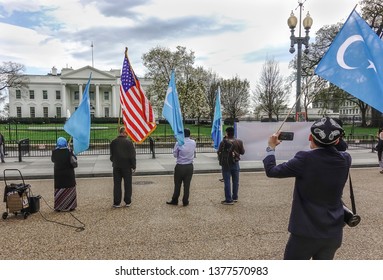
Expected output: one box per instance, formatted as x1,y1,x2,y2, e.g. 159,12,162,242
367,60,377,72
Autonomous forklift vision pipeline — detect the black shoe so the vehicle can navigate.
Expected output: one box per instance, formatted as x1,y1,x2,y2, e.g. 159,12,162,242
183,202,189,207
166,200,178,205
221,200,234,205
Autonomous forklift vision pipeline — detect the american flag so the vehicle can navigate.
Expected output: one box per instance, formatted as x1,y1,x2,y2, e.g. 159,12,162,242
120,50,156,143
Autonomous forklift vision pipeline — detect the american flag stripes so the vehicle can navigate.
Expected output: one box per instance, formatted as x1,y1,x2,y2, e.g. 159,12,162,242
120,50,156,143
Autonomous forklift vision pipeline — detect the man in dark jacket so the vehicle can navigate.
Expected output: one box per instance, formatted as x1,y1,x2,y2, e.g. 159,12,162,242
263,117,351,260
110,127,136,208
217,126,245,205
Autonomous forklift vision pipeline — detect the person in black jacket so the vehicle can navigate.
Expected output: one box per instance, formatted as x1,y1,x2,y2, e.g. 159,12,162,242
51,137,77,212
110,127,136,208
263,117,351,260
0,132,5,163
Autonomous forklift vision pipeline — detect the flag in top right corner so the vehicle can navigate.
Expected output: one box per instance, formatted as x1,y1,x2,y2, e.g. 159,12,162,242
315,10,383,113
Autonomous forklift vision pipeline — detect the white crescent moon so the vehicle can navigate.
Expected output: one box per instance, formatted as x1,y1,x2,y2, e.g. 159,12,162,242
336,35,364,70
164,87,173,108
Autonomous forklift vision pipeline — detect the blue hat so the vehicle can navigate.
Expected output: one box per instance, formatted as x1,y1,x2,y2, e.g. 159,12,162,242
56,137,67,148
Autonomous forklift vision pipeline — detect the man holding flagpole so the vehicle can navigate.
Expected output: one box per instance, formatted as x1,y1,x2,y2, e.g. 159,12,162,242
163,71,196,206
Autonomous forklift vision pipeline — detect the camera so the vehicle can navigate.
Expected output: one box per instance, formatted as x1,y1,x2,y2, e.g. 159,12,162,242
343,205,361,227
278,132,294,141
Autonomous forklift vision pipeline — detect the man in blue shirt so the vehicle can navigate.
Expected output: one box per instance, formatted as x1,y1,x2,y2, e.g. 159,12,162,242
166,128,196,207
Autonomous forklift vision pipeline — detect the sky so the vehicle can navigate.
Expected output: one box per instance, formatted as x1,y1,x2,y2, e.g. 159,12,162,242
0,0,360,91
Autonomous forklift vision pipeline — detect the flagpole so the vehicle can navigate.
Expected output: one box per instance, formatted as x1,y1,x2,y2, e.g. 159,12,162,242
117,47,129,132
275,90,305,134
117,104,122,132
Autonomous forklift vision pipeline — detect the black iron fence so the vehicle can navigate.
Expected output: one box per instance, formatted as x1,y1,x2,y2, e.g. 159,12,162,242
344,134,377,151
0,121,378,160
3,134,377,161
3,136,217,159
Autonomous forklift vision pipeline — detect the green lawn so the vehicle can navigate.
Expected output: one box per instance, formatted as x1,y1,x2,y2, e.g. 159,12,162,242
343,125,380,137
2,122,379,142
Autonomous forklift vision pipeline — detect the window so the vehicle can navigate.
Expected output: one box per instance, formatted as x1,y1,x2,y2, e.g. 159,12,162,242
104,107,109,117
74,91,79,100
43,107,48,118
16,107,22,118
30,107,35,118
56,90,61,99
104,92,109,101
16,90,21,99
56,107,62,118
29,90,35,99
43,90,48,99
90,91,95,101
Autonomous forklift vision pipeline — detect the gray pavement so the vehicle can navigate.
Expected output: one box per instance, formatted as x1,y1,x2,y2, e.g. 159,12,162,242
0,148,382,260
0,147,379,180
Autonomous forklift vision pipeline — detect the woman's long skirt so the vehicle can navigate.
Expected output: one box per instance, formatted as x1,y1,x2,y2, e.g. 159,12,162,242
54,187,77,211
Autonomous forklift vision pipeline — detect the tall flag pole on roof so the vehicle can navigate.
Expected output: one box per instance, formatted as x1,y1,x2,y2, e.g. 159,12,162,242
119,47,157,143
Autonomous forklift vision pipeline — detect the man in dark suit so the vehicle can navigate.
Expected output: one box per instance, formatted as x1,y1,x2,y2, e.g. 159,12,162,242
110,127,136,208
263,117,351,260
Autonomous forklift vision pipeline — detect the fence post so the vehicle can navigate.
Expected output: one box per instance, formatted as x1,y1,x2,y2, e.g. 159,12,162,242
149,137,155,159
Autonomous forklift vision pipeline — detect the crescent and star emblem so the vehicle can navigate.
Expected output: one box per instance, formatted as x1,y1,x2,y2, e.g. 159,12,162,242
336,35,377,72
164,86,173,108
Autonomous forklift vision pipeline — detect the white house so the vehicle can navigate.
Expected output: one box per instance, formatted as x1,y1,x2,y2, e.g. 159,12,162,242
8,65,152,118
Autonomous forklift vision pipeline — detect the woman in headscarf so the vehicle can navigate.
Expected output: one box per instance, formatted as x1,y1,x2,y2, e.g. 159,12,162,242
51,137,77,211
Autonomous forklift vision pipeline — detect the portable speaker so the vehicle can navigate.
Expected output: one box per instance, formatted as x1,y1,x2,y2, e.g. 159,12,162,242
28,195,41,214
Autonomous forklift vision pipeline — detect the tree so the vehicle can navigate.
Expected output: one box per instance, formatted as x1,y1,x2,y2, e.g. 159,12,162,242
0,62,28,113
142,46,195,117
220,75,250,121
177,67,209,121
195,68,221,123
253,58,289,121
287,23,344,120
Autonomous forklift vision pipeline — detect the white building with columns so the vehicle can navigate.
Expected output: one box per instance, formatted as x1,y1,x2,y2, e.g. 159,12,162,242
8,66,151,119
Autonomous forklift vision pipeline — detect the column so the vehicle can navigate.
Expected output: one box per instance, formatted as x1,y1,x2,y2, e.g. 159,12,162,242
95,84,100,117
61,83,67,117
79,84,83,103
112,84,118,117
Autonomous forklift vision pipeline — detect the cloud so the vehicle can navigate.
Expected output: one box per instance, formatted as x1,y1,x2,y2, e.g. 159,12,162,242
243,46,292,64
0,0,361,88
80,0,152,18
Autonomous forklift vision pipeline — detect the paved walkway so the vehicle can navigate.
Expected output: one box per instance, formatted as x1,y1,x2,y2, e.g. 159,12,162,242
0,148,382,261
0,148,379,180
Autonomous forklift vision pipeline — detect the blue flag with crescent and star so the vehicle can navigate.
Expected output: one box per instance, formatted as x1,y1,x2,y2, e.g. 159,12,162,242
211,86,223,150
162,70,184,145
315,10,383,113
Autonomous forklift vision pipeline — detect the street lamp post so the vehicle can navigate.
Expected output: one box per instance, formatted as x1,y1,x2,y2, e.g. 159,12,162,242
288,1,313,121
